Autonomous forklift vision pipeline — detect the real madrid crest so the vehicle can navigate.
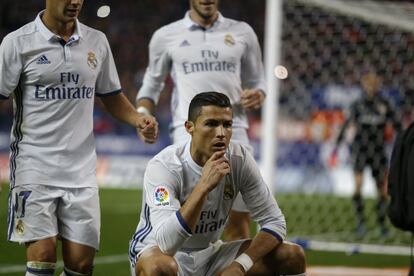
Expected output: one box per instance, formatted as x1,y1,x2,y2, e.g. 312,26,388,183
87,51,98,69
15,219,25,235
223,179,234,200
224,34,235,46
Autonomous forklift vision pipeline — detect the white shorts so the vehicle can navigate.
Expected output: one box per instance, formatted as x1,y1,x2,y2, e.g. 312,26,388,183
171,126,252,213
131,240,245,276
8,184,100,249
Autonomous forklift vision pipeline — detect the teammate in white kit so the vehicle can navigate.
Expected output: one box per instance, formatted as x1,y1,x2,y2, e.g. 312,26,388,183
0,1,157,275
136,0,265,240
129,92,306,276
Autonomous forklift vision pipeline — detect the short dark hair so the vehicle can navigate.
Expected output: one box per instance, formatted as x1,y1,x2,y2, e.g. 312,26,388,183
188,92,232,122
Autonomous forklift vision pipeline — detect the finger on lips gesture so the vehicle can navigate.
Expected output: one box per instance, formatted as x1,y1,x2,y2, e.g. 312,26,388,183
201,151,230,191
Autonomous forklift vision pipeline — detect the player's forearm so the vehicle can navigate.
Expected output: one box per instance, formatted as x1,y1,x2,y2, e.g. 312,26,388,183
136,98,156,115
155,211,192,256
100,93,141,128
239,231,280,265
178,184,209,233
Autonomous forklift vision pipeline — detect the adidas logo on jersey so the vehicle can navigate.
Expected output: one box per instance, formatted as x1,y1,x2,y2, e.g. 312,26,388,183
36,55,51,64
180,40,191,47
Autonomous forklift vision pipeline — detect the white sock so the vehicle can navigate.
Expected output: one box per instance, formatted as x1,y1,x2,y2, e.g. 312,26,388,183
26,261,55,276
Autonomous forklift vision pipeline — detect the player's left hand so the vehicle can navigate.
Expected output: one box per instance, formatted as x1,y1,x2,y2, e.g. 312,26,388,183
218,262,245,276
136,114,158,144
241,89,265,110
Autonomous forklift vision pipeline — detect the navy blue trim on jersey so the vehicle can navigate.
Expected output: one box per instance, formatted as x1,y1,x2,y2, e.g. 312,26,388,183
58,38,67,47
27,266,55,275
0,94,9,100
9,86,24,189
129,203,152,263
7,191,14,241
176,211,192,235
261,227,283,242
95,89,122,97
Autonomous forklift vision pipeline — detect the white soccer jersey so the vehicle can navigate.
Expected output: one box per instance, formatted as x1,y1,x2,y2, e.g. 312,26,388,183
0,12,121,188
137,12,266,131
129,141,286,264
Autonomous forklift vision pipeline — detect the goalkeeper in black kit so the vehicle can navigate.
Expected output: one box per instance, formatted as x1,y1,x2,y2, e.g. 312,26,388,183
332,72,401,237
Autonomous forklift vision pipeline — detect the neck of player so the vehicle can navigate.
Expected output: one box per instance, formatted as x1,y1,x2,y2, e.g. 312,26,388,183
42,13,76,42
190,10,218,29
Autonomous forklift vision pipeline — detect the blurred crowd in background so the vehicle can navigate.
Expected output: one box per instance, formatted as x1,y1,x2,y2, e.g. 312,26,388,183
1,0,414,154
0,0,265,142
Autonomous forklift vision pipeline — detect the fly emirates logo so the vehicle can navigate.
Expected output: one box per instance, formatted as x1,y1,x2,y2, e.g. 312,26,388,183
194,209,226,234
35,72,95,100
182,50,236,75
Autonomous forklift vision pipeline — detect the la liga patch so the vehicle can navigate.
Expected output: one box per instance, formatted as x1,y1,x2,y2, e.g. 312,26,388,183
154,186,170,207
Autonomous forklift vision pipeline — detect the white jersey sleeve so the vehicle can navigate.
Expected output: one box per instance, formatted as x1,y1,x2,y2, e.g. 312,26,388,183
95,34,122,96
240,23,266,94
136,29,171,104
144,158,192,255
236,146,286,241
0,33,23,99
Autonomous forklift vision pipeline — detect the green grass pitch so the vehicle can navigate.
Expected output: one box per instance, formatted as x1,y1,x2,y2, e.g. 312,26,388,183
0,186,410,275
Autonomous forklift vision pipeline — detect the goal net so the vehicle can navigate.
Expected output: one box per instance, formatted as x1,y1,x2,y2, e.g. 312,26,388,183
258,0,414,254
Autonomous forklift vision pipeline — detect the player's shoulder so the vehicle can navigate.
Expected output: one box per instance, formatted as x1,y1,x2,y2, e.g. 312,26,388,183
1,21,36,46
78,22,107,41
228,142,251,160
222,16,255,34
153,18,186,39
149,142,186,171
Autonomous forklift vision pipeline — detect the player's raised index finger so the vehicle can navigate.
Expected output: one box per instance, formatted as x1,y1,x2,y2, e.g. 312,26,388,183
210,150,226,161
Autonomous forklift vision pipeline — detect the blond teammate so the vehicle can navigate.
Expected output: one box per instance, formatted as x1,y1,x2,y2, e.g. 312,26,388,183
136,0,266,240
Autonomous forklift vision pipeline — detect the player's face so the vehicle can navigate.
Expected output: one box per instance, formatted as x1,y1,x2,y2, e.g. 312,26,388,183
190,0,219,21
187,105,232,164
361,73,381,98
46,0,83,23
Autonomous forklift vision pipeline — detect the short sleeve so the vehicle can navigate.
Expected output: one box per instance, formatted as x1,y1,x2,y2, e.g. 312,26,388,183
95,34,122,96
0,34,23,99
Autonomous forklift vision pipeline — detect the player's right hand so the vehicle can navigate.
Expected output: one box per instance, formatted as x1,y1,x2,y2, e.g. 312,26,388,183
136,114,159,144
241,89,265,110
199,150,230,192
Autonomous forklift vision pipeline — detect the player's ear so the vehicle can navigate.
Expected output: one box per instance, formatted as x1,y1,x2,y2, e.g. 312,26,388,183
185,120,194,135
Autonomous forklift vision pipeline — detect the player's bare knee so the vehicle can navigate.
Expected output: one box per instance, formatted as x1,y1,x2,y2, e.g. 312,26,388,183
276,242,306,272
26,243,57,263
142,257,178,276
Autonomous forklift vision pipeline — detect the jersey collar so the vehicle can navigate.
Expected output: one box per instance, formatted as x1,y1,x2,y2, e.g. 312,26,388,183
184,140,203,176
183,11,224,30
35,11,82,43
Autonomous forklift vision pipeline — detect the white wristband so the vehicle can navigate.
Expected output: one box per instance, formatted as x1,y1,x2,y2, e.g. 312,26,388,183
234,253,253,272
136,106,150,115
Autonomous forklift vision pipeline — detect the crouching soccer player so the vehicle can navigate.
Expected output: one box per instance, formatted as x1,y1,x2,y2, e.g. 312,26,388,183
129,92,306,275
0,0,158,275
